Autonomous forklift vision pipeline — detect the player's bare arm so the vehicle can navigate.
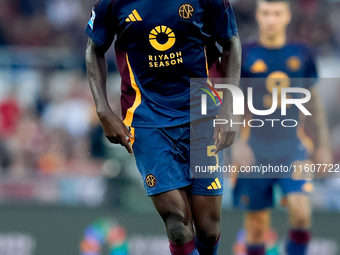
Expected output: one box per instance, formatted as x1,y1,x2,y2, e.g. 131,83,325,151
231,113,256,167
85,39,133,154
214,34,242,153
306,87,333,165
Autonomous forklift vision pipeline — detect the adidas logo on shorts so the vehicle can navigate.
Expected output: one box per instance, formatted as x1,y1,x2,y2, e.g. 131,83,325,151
207,178,222,190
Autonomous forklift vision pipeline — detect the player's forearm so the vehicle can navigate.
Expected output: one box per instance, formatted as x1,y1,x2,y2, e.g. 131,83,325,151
219,34,242,119
310,103,330,147
308,89,330,147
220,34,242,87
235,112,251,141
85,39,112,117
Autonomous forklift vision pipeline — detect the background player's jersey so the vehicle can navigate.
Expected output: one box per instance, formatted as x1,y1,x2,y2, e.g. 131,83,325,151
241,41,318,159
86,0,238,128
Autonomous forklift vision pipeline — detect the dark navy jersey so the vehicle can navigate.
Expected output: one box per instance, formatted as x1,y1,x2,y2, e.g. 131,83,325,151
86,0,238,127
241,41,317,79
241,41,318,159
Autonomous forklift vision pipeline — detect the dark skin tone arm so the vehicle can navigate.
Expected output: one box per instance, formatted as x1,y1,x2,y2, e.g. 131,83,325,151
214,34,242,154
306,87,333,165
85,39,133,154
86,34,241,155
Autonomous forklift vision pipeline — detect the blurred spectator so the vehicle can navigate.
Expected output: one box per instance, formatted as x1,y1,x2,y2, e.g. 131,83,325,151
0,141,10,172
0,92,21,138
45,0,82,29
6,109,45,176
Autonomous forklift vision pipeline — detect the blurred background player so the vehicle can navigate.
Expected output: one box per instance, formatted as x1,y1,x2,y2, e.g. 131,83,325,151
231,0,333,255
85,0,241,255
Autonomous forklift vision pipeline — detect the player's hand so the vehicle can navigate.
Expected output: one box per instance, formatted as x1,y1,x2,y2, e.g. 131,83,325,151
98,110,133,154
314,145,333,178
213,108,236,154
231,140,255,167
314,145,333,165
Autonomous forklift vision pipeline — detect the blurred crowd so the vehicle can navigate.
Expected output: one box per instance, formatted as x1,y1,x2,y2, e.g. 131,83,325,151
0,0,340,208
1,0,340,54
0,0,92,53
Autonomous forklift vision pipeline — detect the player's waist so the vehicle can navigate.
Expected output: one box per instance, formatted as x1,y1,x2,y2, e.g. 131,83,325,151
248,136,305,157
125,106,220,128
248,134,301,145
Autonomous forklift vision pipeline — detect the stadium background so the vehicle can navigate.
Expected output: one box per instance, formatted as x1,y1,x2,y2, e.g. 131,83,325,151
0,0,339,254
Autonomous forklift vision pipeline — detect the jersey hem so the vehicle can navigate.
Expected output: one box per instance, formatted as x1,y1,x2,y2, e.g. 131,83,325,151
128,115,218,128
146,182,192,196
86,27,107,47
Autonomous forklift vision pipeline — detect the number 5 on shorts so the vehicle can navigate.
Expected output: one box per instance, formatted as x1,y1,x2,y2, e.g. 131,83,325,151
207,145,219,171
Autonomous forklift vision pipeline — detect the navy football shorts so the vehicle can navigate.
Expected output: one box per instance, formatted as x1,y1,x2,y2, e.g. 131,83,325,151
233,150,313,211
130,117,223,196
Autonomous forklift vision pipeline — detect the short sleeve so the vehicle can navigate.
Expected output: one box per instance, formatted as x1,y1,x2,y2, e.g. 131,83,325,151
304,48,318,78
304,47,318,88
205,0,238,48
85,0,116,48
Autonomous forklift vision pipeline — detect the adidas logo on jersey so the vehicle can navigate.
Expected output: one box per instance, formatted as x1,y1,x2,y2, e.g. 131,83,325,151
207,178,222,190
125,10,142,22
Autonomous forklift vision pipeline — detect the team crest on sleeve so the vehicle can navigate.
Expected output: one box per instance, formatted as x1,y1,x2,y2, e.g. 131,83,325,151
287,56,301,72
146,174,157,188
178,3,194,20
88,9,96,29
